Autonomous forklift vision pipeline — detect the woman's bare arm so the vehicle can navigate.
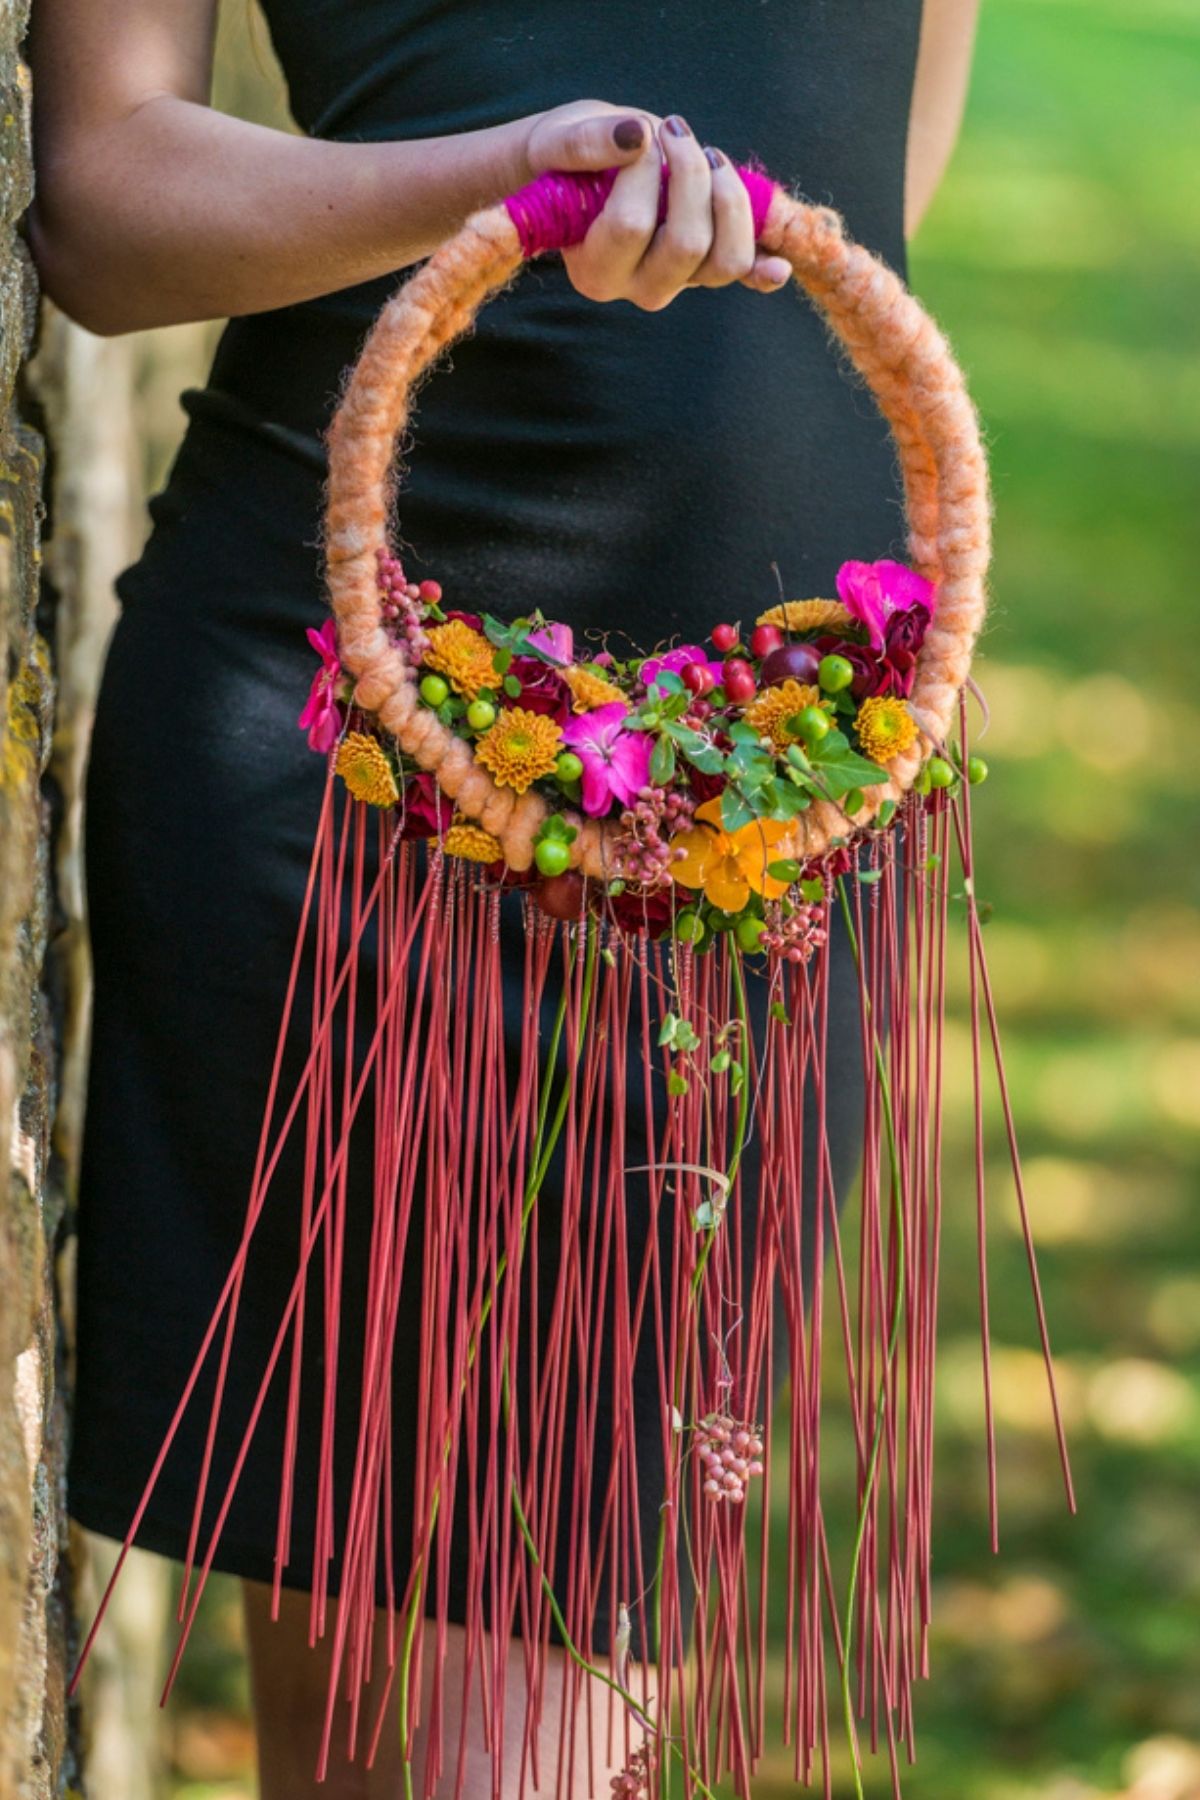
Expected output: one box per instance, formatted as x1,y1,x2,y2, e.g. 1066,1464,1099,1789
905,0,981,237
26,0,789,336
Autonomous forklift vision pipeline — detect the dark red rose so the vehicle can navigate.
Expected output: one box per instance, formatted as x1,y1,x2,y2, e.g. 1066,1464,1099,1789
601,882,676,939
687,767,728,805
503,654,573,724
878,604,931,697
399,771,454,839
443,608,484,631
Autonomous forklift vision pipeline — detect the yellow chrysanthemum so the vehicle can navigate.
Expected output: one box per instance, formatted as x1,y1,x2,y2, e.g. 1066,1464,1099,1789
855,694,919,763
745,680,821,753
422,620,499,699
474,707,563,793
562,663,626,712
755,598,854,634
335,731,400,807
443,817,504,863
668,798,792,914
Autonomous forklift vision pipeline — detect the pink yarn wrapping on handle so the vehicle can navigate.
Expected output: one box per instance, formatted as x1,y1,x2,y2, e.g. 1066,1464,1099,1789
505,162,778,255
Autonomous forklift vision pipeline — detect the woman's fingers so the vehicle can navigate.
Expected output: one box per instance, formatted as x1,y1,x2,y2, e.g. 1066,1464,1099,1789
566,136,666,302
683,147,755,290
627,117,715,310
524,102,657,176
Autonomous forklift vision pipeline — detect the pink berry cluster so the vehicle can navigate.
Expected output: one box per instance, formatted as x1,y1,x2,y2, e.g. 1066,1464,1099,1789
614,784,696,886
610,1744,652,1800
375,547,439,664
760,901,828,964
696,1414,765,1504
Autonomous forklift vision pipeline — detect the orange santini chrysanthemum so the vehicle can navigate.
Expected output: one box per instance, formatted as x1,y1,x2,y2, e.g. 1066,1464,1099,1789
474,707,563,793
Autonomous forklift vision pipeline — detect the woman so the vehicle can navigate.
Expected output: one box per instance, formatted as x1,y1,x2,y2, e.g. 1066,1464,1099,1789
29,2,978,1794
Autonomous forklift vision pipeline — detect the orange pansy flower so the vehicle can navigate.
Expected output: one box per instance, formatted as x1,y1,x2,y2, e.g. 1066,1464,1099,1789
668,797,793,914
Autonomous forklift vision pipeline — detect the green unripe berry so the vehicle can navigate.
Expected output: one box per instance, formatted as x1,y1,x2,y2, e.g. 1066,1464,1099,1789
967,755,989,786
534,838,571,877
736,915,767,953
466,698,496,730
818,653,854,694
796,705,831,744
927,756,956,789
674,910,707,945
419,673,450,707
555,751,584,783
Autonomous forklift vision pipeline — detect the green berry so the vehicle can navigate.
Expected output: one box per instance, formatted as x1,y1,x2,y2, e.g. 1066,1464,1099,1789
967,755,989,786
796,705,831,744
674,910,706,945
927,756,956,789
534,838,571,877
466,698,496,730
736,915,767,952
555,751,584,783
818,654,854,694
419,673,450,707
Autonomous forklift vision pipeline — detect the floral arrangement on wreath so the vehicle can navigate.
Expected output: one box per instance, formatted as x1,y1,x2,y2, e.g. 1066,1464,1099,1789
300,551,986,949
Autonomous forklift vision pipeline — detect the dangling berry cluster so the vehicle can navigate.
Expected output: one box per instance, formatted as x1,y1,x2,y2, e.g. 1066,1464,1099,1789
613,785,696,886
696,1414,765,1504
375,547,438,664
760,900,828,964
610,1744,652,1800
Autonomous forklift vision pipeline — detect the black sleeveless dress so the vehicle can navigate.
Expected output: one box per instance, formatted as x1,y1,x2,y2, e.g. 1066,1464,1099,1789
69,0,924,1646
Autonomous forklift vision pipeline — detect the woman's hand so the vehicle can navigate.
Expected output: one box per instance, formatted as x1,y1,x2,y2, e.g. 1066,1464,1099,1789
523,101,792,311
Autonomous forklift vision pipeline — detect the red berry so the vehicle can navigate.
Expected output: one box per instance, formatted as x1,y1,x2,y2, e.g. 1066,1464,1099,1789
687,697,714,722
681,661,715,696
418,579,442,602
536,869,585,919
723,658,757,704
750,623,783,659
711,622,739,653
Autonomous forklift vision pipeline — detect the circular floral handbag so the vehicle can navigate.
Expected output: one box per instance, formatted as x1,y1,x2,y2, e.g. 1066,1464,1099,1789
78,164,1072,1800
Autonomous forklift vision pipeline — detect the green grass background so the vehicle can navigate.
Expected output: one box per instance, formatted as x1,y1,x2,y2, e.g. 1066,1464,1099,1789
150,2,1200,1793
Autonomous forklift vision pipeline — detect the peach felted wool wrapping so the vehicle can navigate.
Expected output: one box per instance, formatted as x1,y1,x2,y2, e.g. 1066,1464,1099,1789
73,167,1072,1800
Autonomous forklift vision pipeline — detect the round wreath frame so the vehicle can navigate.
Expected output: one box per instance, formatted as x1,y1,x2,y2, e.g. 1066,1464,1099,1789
323,171,991,875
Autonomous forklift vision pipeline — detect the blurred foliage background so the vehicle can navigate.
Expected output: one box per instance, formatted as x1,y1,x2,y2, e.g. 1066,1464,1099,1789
95,0,1200,1795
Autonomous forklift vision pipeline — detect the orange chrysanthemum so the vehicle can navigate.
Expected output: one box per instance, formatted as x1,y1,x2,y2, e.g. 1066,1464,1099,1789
668,797,792,914
562,663,626,712
755,598,854,634
855,694,919,763
422,620,499,699
334,731,399,808
443,817,504,863
474,707,562,793
745,680,821,753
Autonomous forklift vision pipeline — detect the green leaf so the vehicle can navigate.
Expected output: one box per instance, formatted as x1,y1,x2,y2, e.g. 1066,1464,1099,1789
668,1071,689,1097
668,723,726,775
767,857,801,882
721,788,756,832
799,878,826,905
875,799,897,829
710,1049,732,1074
658,1012,678,1048
693,1201,715,1230
728,719,761,744
729,1061,745,1096
649,734,677,786
844,788,865,815
503,674,522,699
808,730,888,798
770,1001,792,1027
858,867,883,885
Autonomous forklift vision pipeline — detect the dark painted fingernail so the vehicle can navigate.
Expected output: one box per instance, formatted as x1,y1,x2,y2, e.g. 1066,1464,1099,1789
703,145,726,170
664,115,691,137
612,116,646,151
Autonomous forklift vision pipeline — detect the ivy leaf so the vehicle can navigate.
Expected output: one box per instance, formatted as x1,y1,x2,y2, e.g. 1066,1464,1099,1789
808,730,888,798
799,878,826,905
658,1011,678,1048
667,723,726,775
721,787,756,832
668,1070,690,1097
649,734,677,786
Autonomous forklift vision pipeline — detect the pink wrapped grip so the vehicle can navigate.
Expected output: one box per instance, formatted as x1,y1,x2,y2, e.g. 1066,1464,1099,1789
505,163,778,256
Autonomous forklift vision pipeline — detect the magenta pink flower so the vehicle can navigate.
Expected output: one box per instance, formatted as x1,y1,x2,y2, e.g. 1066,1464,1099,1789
298,618,344,753
561,702,653,817
835,559,935,650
